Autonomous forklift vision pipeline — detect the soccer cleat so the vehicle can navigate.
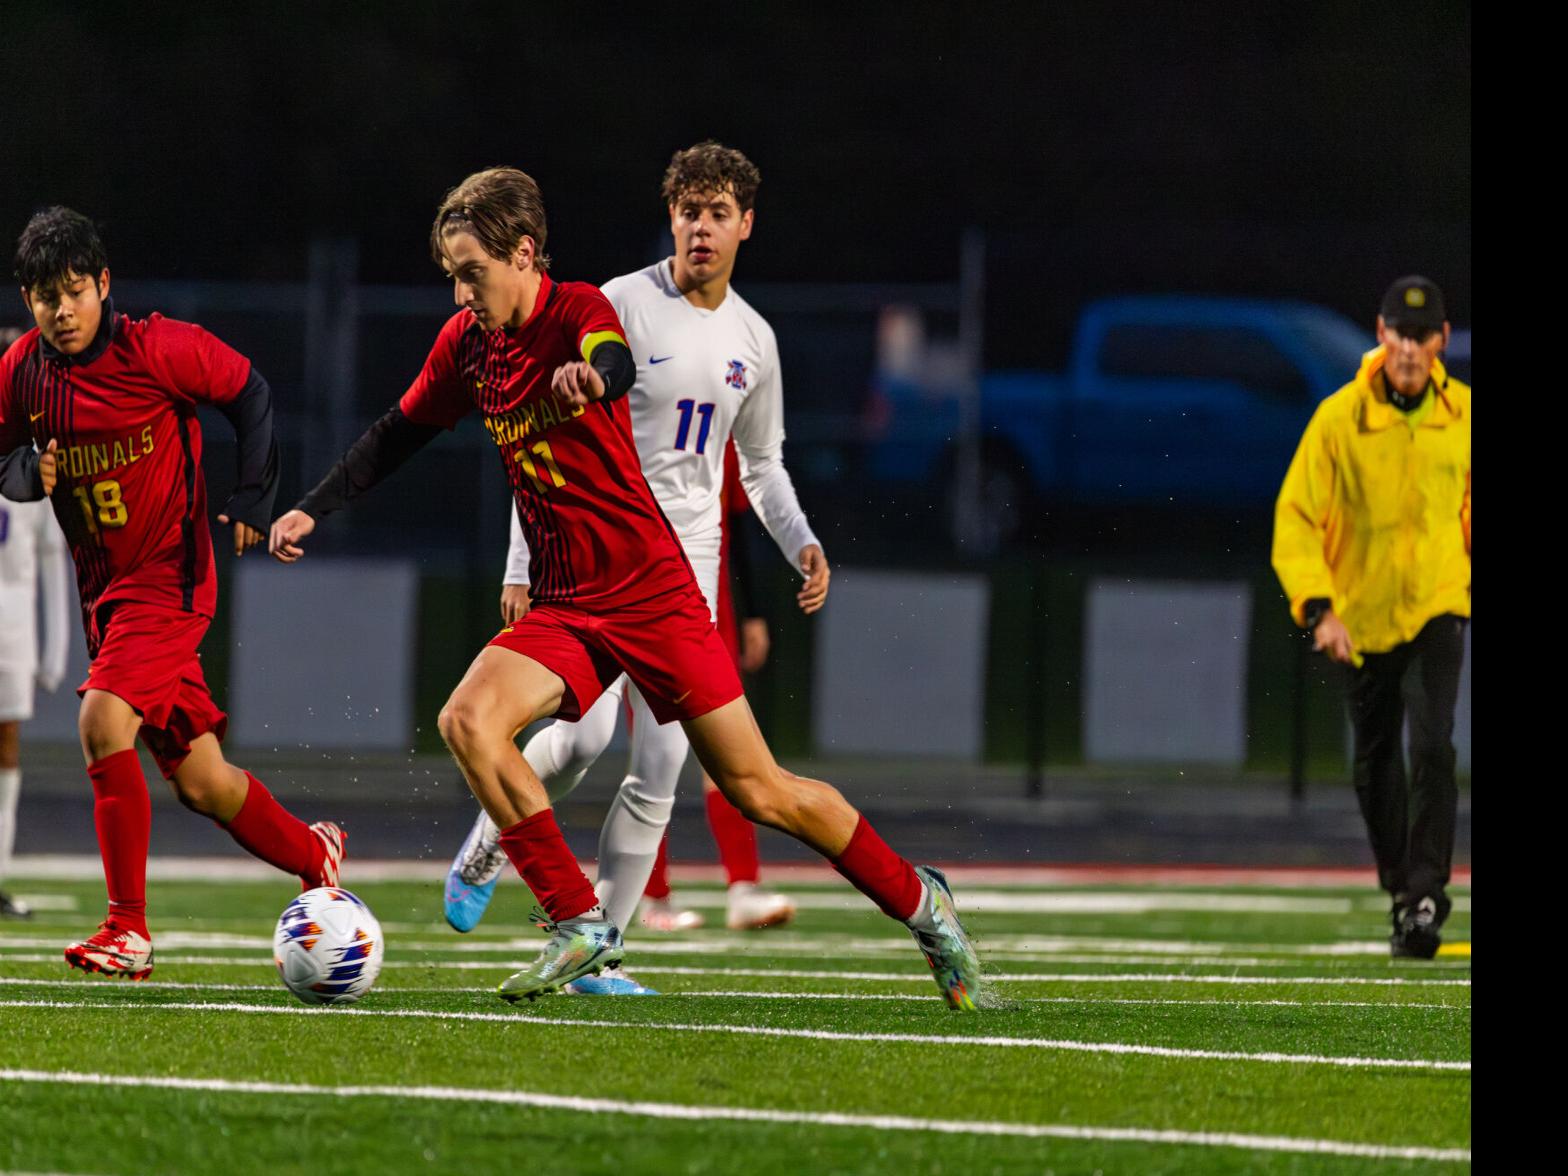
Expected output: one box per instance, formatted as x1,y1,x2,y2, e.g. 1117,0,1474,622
725,882,796,931
305,821,347,891
64,918,154,980
563,963,660,996
1391,894,1449,960
638,895,705,932
0,889,33,920
497,916,625,1003
443,809,507,933
909,865,982,1011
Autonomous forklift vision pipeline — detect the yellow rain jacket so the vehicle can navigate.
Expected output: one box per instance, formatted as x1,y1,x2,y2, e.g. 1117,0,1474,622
1272,347,1471,654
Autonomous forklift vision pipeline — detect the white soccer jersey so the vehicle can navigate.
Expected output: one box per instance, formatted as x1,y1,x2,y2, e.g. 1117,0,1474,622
505,258,819,586
0,496,71,684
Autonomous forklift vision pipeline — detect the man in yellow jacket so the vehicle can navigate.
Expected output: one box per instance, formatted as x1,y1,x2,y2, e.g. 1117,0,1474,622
1273,275,1470,960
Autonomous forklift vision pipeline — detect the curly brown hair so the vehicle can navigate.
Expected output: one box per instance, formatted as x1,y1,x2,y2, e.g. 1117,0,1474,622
660,141,761,212
14,206,108,292
430,167,551,271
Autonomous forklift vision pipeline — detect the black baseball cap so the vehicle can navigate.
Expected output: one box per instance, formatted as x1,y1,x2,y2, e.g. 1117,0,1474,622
1379,275,1447,335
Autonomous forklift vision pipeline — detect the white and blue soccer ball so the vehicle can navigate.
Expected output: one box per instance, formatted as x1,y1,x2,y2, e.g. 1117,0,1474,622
273,887,384,1006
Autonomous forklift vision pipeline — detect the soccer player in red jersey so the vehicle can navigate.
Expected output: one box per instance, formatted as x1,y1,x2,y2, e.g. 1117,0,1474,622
269,168,983,1009
0,208,345,980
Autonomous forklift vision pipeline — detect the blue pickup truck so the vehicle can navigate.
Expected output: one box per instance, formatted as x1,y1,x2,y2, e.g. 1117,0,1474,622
864,296,1375,547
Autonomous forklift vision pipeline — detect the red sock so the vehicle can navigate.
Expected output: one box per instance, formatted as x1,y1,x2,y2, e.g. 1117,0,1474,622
499,810,599,921
643,832,672,900
88,749,151,934
706,788,759,886
223,774,322,881
832,815,924,922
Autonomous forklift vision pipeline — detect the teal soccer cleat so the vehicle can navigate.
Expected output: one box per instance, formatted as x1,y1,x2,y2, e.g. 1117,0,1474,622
497,916,625,1003
910,865,982,1011
443,808,507,933
563,964,660,996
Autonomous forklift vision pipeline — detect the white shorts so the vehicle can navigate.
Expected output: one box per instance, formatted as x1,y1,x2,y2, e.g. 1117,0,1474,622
0,667,35,722
689,549,720,625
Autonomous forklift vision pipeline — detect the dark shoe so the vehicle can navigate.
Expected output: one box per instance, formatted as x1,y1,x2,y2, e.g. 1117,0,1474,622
0,889,33,920
1390,895,1445,959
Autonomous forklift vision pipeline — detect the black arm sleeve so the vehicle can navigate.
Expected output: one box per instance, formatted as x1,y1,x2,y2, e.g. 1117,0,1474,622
0,445,44,501
730,510,768,623
216,365,280,531
591,340,636,405
295,406,443,520
1302,597,1333,631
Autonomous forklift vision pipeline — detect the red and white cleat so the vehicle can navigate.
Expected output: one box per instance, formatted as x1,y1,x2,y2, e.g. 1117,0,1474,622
726,882,796,931
64,919,154,980
638,896,705,933
305,821,347,890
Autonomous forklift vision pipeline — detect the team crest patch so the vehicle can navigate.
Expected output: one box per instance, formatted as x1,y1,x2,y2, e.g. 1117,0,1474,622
725,359,748,390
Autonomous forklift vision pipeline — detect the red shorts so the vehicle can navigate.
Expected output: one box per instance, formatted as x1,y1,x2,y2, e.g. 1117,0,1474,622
488,584,743,724
81,600,228,779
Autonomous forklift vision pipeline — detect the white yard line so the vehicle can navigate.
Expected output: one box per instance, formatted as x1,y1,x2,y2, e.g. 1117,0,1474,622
0,977,1465,1009
4,894,79,911
377,934,1463,960
684,892,1360,914
0,1000,1470,1072
590,966,1471,988
0,928,1477,968
0,934,274,951
0,945,1474,971
0,954,1473,985
2,855,1473,890
0,1068,1471,1162
671,990,1466,1010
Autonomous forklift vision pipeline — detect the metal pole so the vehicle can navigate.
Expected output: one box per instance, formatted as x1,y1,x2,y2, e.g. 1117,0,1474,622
302,237,361,482
1290,631,1307,807
1025,553,1047,798
955,228,986,554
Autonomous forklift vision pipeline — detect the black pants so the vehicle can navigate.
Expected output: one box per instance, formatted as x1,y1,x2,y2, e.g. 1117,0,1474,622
1346,614,1467,908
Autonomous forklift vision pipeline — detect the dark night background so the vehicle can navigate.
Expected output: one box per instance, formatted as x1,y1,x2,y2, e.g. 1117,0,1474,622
1,3,1470,801
3,3,1470,365
1,2,1471,768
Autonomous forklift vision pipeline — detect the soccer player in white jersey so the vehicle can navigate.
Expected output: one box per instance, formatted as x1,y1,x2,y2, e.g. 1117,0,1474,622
443,142,830,983
0,492,73,918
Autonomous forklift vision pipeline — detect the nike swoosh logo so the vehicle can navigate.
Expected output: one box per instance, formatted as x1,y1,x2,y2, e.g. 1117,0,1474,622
673,689,692,704
29,411,45,422
650,355,674,364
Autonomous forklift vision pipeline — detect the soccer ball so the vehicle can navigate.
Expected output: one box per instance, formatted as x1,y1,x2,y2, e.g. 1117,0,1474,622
273,887,384,1006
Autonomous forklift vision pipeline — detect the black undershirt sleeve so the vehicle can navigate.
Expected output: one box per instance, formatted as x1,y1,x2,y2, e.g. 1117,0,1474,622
296,406,443,521
216,365,280,531
0,445,44,501
1303,597,1333,631
591,340,636,405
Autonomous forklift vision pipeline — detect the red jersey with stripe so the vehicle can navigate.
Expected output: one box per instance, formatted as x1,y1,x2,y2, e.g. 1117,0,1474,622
400,273,695,609
0,309,250,632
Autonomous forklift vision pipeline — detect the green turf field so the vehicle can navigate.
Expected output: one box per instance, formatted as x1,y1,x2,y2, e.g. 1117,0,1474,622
0,868,1471,1174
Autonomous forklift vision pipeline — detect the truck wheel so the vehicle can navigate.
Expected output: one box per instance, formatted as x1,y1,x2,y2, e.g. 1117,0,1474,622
945,446,1032,554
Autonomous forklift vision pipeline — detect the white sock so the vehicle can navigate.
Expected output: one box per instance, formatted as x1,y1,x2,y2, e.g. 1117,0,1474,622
595,781,675,930
0,767,20,883
523,723,590,804
904,883,937,932
522,688,623,805
594,694,687,930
